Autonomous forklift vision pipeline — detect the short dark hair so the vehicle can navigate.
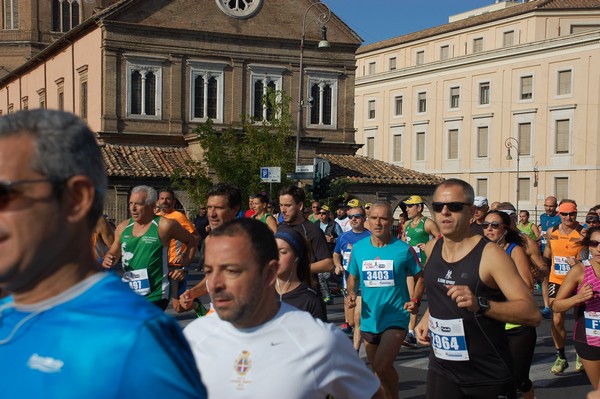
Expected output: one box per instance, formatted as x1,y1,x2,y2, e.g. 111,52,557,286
279,185,305,204
251,193,268,204
207,183,242,210
159,188,176,199
210,218,278,269
435,178,474,205
520,210,530,218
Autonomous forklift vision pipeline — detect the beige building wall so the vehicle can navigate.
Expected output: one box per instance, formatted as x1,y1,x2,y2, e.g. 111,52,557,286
0,28,102,129
355,7,600,216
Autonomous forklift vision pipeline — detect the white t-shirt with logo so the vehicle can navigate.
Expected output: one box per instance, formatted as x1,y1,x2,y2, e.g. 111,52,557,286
184,302,379,398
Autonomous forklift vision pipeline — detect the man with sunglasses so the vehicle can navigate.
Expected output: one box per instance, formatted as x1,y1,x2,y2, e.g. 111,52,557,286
0,110,206,397
415,179,540,399
469,196,489,236
539,195,562,319
544,199,586,374
345,202,423,399
309,200,321,223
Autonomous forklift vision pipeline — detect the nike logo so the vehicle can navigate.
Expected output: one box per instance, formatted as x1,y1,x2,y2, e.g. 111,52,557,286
28,353,64,373
270,341,284,346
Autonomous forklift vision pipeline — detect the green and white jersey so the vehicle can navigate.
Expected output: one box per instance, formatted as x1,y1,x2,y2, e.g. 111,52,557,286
120,216,169,303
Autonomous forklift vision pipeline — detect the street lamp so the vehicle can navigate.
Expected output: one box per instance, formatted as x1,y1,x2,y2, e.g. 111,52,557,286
505,137,520,212
295,2,331,168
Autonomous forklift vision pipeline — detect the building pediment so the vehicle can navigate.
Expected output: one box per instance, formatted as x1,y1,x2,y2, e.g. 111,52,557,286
103,0,362,48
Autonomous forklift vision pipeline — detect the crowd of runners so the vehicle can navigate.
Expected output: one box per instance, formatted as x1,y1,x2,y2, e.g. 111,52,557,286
2,109,600,398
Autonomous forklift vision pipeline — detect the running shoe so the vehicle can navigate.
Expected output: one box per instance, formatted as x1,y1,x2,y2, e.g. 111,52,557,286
551,356,568,374
403,332,417,348
340,323,353,334
541,307,552,319
576,355,584,372
323,296,334,305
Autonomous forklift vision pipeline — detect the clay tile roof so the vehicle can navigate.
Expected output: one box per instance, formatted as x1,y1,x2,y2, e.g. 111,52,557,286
320,154,444,186
101,144,198,178
358,0,600,54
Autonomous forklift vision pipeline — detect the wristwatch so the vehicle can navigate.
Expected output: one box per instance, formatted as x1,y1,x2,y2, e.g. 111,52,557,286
477,296,490,315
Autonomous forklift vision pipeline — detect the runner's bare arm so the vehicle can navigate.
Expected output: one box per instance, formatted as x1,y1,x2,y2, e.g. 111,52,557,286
551,264,588,313
101,220,127,268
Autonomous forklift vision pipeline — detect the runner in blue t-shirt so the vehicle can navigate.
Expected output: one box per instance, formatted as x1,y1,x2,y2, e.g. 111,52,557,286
345,203,423,399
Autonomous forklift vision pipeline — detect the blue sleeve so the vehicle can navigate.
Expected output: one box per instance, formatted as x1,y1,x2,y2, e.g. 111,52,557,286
333,235,343,254
119,316,207,398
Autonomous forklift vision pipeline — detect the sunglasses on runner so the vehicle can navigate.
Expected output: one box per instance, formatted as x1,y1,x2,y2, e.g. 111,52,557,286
431,202,472,213
348,214,364,219
318,212,328,215
589,240,600,248
0,179,57,209
482,221,504,230
560,212,577,217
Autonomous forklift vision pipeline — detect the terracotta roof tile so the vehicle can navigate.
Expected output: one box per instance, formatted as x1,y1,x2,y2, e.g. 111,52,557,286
320,154,444,186
358,0,600,54
101,144,198,178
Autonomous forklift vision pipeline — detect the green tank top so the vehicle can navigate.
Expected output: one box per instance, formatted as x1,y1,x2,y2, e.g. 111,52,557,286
120,216,169,302
405,217,430,264
517,222,537,240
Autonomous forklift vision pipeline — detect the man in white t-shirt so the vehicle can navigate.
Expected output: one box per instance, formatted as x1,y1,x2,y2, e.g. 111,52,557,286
184,218,384,399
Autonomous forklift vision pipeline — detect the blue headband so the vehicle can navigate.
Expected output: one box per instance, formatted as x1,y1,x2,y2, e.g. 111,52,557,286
274,230,305,257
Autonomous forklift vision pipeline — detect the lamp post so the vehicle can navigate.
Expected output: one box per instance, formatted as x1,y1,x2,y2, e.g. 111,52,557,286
505,137,520,212
295,2,331,168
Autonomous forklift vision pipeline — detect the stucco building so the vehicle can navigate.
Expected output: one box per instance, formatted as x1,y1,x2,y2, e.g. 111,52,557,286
354,0,600,218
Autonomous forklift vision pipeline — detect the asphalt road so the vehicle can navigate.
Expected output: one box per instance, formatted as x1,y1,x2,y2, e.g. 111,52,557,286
168,270,593,398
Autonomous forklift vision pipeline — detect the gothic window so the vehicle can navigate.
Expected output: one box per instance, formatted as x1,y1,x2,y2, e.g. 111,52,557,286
189,60,226,123
306,71,338,128
52,0,81,32
126,57,163,119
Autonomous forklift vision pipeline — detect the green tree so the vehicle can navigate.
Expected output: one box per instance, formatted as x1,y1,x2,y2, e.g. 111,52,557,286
171,89,296,207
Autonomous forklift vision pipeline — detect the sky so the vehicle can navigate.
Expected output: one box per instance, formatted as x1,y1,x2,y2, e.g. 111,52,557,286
324,0,505,45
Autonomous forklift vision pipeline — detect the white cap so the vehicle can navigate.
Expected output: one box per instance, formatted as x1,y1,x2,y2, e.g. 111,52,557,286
474,196,488,208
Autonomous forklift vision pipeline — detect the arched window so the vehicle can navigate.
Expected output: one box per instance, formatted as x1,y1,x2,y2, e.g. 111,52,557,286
189,61,226,123
193,75,205,119
131,71,142,115
306,71,339,129
52,0,81,32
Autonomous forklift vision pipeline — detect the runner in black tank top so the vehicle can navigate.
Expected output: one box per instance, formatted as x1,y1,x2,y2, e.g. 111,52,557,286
426,238,513,386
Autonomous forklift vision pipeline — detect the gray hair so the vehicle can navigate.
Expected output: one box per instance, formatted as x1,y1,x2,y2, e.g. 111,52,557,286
0,109,107,226
131,185,158,205
435,178,475,205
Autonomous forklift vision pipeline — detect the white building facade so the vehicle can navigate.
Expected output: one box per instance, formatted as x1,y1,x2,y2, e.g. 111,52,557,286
355,0,600,217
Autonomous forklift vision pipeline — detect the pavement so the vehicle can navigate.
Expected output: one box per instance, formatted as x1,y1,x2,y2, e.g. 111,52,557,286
167,270,593,398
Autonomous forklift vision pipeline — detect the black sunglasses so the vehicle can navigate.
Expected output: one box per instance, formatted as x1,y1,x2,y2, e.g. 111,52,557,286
590,240,600,248
348,214,364,219
560,212,577,217
431,202,472,213
318,212,328,215
482,221,504,230
0,178,58,209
